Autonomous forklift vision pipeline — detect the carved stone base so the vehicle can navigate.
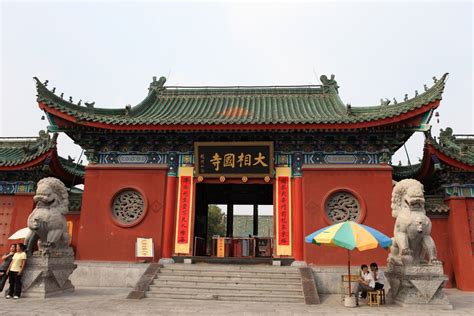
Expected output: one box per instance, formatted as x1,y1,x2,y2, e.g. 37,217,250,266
21,252,77,298
385,263,453,310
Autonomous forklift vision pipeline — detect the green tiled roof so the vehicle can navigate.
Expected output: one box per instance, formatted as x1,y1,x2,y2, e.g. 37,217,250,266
0,131,85,179
58,156,85,178
68,187,83,212
35,74,448,127
392,128,474,180
0,131,54,167
428,128,474,166
425,195,449,214
392,163,423,181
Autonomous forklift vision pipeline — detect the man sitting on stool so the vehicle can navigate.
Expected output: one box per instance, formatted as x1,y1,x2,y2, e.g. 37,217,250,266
370,262,385,290
352,264,375,306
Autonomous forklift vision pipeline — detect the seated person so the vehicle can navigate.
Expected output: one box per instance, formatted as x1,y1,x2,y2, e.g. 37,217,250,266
370,262,385,290
352,264,375,305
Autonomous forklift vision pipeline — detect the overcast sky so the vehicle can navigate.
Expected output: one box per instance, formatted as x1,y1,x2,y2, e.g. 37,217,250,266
1,1,472,166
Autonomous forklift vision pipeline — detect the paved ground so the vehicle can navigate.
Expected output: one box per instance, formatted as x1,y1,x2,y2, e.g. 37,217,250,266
0,287,471,315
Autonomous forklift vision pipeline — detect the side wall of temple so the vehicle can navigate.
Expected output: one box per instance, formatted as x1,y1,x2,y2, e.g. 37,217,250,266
301,165,394,266
0,194,33,252
75,165,168,261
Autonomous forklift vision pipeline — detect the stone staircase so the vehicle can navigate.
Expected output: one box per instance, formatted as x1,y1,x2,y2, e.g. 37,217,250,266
146,264,305,303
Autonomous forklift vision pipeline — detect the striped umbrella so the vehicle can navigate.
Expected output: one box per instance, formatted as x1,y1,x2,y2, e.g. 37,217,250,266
305,221,392,296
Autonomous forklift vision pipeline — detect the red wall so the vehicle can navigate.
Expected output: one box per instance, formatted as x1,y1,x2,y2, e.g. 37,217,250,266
0,194,34,253
302,165,394,266
0,194,82,254
447,197,474,291
431,218,453,288
76,164,167,261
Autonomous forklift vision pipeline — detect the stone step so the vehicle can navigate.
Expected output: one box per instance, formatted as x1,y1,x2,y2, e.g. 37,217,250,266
146,291,305,303
148,284,303,294
152,279,302,289
162,264,300,273
155,274,301,283
158,269,300,279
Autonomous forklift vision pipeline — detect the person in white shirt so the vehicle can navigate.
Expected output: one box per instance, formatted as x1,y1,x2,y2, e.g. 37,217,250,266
370,262,385,290
352,264,375,305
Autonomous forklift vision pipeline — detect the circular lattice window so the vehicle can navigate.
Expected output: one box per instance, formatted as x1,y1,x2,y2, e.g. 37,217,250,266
112,190,145,226
325,191,361,223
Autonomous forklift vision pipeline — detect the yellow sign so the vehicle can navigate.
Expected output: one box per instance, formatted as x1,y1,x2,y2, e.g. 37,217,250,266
67,221,73,245
174,166,194,255
217,238,225,257
275,167,292,256
136,238,154,257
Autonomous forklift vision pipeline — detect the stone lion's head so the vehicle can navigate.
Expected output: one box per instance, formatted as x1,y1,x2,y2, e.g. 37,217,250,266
33,177,69,214
391,179,425,217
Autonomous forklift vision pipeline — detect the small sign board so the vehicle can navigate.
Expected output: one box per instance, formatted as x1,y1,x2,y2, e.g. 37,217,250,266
217,238,225,257
67,221,73,245
136,238,154,258
195,142,274,178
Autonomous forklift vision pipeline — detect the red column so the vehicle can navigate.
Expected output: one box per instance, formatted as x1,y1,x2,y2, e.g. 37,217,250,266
446,197,474,291
161,175,177,259
292,177,304,261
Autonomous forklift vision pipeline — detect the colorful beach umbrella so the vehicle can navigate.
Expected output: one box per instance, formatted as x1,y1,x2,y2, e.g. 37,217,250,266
305,221,392,296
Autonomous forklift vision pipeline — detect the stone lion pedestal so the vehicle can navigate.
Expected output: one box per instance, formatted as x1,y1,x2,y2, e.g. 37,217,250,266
386,261,452,309
21,177,78,298
386,179,453,310
21,252,77,298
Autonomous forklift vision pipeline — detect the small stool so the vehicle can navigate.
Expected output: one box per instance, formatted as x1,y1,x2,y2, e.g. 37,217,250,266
377,289,386,305
367,291,380,306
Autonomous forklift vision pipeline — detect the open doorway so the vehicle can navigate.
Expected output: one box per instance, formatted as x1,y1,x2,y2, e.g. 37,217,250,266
193,183,273,257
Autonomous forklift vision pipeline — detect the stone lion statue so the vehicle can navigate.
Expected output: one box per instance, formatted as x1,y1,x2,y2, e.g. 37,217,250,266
388,179,441,265
25,177,71,255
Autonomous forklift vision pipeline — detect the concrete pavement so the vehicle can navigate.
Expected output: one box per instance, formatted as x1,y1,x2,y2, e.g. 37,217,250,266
0,287,471,315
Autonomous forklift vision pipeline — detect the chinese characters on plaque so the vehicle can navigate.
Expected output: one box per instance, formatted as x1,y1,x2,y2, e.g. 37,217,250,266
195,142,273,178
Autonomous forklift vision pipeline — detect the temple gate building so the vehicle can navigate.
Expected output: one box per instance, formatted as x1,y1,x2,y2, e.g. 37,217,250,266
1,73,473,290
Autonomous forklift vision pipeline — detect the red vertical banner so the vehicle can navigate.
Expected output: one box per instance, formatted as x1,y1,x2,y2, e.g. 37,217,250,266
174,167,194,254
276,167,292,256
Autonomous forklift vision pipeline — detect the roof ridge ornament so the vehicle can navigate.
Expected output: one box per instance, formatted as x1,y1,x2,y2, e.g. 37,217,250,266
320,74,339,93
84,101,95,108
125,104,131,116
149,76,167,92
346,103,352,115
